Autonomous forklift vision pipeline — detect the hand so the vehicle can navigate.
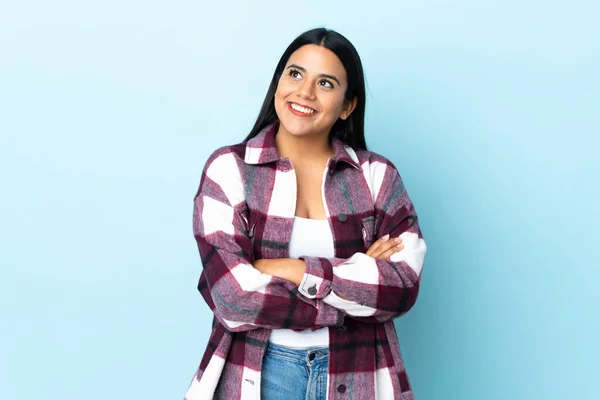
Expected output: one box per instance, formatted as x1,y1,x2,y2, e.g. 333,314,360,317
253,258,305,285
365,234,403,260
253,259,272,274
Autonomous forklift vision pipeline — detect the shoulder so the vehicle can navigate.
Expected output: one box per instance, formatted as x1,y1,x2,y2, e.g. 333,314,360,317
199,141,248,187
203,141,248,172
196,141,248,204
351,148,408,205
354,148,402,177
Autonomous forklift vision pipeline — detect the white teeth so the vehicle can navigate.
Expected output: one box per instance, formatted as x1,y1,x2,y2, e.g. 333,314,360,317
290,103,315,114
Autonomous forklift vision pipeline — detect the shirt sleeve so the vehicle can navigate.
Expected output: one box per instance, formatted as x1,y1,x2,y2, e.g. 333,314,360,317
193,148,344,332
296,159,426,323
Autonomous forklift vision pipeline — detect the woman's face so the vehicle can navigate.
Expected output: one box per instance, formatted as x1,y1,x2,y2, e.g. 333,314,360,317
274,44,356,140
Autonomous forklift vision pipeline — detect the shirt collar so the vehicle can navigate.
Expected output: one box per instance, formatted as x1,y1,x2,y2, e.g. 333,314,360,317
244,121,362,171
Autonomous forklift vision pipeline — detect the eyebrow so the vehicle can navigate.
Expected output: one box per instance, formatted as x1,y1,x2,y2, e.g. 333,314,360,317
286,64,341,86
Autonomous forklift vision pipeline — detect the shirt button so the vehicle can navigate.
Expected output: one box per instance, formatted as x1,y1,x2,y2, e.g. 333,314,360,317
337,384,346,393
337,325,347,334
337,214,348,222
307,285,317,296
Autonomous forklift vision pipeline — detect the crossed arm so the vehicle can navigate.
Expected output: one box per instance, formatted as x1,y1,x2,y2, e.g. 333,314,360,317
194,150,426,332
253,234,405,285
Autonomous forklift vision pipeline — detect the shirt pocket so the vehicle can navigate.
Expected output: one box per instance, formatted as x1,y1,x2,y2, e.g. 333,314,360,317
361,215,376,250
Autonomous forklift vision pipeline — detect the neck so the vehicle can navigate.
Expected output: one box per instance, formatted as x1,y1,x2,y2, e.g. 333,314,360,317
275,125,334,163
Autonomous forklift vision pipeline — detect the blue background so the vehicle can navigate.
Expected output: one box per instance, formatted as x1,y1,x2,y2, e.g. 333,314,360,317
1,1,598,399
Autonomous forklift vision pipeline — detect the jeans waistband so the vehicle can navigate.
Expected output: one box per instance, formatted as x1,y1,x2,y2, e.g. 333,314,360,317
266,342,329,363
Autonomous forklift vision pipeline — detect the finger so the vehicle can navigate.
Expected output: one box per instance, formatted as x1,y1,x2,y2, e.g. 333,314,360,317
377,243,404,261
366,234,390,256
373,238,403,259
370,234,391,251
371,237,402,258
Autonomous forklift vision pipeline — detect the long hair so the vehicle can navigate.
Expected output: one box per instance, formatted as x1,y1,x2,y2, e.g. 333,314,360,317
243,28,367,150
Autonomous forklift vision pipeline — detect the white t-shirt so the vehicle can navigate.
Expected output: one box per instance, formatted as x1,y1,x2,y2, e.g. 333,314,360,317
268,216,334,348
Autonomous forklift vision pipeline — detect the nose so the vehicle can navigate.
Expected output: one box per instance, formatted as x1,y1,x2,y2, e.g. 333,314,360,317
297,80,316,100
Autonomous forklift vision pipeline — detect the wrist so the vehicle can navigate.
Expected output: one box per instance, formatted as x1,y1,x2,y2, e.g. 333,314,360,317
280,259,305,285
255,258,306,285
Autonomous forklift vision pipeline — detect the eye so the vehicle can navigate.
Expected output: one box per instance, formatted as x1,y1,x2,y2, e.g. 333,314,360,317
319,79,334,89
289,69,302,79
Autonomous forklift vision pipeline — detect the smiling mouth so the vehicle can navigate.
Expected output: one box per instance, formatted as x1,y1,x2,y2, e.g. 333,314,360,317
288,102,317,115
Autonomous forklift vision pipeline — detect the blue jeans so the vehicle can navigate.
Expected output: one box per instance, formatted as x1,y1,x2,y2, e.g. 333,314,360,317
260,342,329,400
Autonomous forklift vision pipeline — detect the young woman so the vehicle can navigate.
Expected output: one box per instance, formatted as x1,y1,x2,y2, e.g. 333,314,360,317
185,28,426,400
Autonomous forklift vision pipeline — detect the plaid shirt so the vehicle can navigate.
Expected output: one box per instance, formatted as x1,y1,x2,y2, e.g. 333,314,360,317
185,122,426,399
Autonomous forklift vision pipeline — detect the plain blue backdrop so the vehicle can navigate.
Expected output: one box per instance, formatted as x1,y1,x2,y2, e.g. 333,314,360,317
1,1,598,399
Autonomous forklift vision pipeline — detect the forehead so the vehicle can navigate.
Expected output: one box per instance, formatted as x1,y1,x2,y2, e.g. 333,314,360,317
286,44,347,82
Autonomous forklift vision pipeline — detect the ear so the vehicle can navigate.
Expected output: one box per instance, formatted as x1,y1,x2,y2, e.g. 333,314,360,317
340,96,358,120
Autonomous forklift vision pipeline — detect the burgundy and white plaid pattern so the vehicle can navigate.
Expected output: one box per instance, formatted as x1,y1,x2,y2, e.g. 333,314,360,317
185,122,426,399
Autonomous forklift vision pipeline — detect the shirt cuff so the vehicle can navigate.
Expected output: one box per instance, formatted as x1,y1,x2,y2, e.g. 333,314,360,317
323,290,378,317
297,256,334,299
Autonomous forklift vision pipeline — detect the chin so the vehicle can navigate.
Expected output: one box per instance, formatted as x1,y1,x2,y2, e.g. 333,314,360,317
283,123,308,136
278,117,313,137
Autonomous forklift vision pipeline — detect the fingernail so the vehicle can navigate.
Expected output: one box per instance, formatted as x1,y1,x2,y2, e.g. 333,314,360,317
383,234,390,240
395,237,402,243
